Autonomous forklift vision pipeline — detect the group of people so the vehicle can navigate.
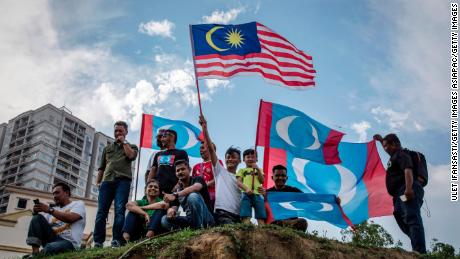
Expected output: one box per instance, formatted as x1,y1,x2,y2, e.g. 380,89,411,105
23,118,427,257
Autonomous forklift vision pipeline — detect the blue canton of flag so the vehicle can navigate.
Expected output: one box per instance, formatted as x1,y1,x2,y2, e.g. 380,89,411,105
192,23,261,56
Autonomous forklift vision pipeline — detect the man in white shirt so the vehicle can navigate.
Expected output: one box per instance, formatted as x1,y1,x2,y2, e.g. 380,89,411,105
25,183,86,256
199,115,243,225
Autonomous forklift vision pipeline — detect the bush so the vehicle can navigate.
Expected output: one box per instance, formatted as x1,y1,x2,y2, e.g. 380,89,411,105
428,238,460,259
340,220,400,248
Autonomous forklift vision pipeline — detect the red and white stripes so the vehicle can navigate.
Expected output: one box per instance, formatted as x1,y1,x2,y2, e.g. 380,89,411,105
194,22,316,88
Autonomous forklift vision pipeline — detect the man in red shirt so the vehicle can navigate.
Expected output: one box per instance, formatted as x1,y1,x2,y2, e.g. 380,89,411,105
192,142,221,211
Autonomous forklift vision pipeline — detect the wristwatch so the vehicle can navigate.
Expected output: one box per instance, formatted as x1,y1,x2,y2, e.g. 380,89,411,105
123,140,129,145
173,192,179,199
48,207,55,215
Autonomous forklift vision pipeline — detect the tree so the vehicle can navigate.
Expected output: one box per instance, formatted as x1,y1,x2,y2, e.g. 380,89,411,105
429,238,460,259
340,220,400,248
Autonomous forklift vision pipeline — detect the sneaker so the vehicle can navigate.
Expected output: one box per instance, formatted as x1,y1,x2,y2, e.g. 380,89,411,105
94,242,103,248
111,240,122,248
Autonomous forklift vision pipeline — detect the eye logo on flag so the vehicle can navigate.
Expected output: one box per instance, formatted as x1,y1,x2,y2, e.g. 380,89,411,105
266,192,351,228
140,114,202,157
275,115,321,150
289,157,358,207
263,141,393,228
256,100,344,164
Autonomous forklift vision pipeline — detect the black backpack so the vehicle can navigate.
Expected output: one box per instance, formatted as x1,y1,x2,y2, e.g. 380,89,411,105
404,148,428,187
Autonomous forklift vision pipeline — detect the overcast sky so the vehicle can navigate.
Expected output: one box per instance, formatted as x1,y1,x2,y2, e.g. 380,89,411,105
0,0,457,252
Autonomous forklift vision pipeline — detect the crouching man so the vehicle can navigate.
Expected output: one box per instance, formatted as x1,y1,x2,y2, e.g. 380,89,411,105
266,165,308,232
25,183,86,257
161,160,215,230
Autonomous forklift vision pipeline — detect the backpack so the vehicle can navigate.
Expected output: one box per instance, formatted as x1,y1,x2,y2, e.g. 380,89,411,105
403,148,428,187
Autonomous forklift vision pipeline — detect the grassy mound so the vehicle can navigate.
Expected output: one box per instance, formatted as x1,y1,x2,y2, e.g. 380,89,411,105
47,224,420,259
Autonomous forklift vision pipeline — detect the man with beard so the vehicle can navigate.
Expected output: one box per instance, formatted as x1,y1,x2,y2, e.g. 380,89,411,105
147,129,189,195
161,160,214,230
25,183,86,256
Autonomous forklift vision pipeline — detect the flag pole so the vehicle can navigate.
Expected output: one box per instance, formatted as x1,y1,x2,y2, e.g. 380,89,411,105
134,114,146,201
189,24,203,116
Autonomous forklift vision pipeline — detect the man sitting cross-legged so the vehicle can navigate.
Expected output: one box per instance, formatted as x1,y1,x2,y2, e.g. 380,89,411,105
122,179,168,242
161,160,215,230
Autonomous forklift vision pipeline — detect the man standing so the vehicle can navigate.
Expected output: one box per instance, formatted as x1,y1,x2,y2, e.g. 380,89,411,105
94,121,138,248
374,133,426,254
265,164,308,232
147,129,189,195
144,129,166,184
199,115,242,225
161,160,215,230
25,183,86,256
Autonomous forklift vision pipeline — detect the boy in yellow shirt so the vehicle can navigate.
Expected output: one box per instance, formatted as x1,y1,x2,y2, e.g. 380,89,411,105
236,149,266,225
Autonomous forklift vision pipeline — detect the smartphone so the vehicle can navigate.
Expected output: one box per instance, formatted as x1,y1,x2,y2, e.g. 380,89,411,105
399,195,407,202
33,199,40,205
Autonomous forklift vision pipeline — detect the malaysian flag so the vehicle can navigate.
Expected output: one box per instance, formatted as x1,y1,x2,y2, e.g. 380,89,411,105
190,22,316,88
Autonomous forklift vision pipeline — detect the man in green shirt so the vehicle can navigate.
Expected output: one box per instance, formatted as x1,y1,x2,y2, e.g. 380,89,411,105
93,121,138,248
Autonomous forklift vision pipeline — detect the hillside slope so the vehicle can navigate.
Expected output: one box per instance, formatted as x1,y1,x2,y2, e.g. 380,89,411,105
49,224,419,259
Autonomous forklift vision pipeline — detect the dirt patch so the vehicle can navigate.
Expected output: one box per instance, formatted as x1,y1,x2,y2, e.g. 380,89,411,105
127,225,420,259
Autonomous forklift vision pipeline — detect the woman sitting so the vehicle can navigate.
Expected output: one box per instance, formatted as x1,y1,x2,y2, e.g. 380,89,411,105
122,179,167,241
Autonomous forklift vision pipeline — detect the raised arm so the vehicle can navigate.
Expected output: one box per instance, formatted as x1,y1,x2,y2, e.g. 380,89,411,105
199,115,218,167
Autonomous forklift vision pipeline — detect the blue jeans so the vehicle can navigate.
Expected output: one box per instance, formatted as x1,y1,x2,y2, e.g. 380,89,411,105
122,210,166,241
26,214,75,255
240,193,267,219
393,182,426,254
161,193,215,230
94,178,131,245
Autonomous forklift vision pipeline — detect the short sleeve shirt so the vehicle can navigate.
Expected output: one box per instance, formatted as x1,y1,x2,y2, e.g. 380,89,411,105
135,196,163,217
152,149,189,194
213,162,241,215
386,150,413,196
45,200,86,248
192,160,223,198
99,142,138,181
171,176,212,212
236,168,264,195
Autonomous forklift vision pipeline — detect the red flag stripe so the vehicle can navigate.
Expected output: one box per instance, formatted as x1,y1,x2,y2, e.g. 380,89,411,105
196,63,315,79
195,53,314,72
140,114,153,148
256,23,303,52
259,38,313,63
260,46,314,69
257,34,313,62
195,55,315,74
197,68,315,87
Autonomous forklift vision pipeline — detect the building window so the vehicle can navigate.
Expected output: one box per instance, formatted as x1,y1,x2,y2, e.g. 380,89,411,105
17,198,28,209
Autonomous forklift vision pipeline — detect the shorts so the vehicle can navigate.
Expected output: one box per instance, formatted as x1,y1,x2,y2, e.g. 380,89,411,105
239,193,267,219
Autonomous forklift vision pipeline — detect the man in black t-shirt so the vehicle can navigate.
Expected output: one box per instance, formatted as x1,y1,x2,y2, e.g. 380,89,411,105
161,160,215,230
266,164,308,232
374,133,426,254
147,129,189,194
